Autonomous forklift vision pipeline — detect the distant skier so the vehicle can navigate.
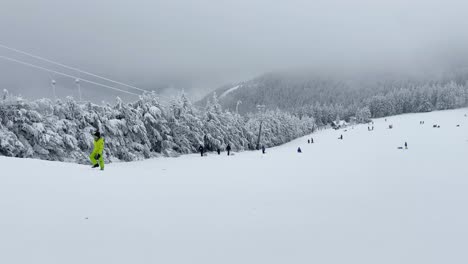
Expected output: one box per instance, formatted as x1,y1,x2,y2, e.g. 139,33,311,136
262,145,266,154
217,148,221,155
311,138,314,143
339,134,343,140
90,131,105,170
405,142,408,149
226,144,232,156
308,139,310,144
297,147,302,153
199,145,204,157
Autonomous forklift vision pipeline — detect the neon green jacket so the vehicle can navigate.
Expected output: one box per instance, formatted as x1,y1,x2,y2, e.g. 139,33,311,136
92,137,104,155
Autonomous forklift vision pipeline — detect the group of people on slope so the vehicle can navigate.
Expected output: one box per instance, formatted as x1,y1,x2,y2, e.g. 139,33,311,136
199,144,232,157
199,143,268,156
88,117,419,171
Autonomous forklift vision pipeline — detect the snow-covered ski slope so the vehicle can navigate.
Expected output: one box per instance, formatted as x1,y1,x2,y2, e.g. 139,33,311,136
1,108,467,264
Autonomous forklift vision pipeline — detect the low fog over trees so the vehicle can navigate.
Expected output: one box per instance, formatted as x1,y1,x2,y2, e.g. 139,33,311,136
1,70,468,164
204,71,468,124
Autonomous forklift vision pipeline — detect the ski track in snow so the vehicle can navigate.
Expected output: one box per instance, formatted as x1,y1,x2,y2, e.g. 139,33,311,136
219,85,240,98
1,108,468,264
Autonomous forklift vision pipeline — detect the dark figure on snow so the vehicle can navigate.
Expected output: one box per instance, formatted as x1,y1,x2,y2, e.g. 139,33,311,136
297,147,302,153
217,148,221,155
311,138,314,143
339,134,343,140
405,142,408,149
308,139,310,144
226,144,232,156
199,145,204,157
90,131,105,170
262,145,266,154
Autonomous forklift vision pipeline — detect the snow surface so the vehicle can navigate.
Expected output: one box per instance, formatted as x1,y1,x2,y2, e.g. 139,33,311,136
1,108,468,264
219,85,241,98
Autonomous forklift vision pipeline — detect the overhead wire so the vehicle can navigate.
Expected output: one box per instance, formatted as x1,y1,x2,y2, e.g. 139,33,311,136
0,42,208,110
0,42,147,93
0,55,140,96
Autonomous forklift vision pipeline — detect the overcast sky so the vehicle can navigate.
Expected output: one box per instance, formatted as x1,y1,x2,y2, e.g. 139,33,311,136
1,0,468,101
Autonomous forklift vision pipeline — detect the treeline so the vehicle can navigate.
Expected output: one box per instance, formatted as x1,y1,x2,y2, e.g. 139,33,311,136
295,81,468,124
1,75,467,164
0,91,315,163
204,70,468,124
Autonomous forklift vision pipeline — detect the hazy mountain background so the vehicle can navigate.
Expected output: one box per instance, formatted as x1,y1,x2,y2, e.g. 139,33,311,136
197,68,468,114
2,0,468,103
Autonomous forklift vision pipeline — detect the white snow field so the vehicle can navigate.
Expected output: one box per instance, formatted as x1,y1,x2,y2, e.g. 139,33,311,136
1,108,468,264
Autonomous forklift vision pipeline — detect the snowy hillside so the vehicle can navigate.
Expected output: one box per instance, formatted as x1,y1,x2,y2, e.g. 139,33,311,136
1,108,467,264
198,70,468,116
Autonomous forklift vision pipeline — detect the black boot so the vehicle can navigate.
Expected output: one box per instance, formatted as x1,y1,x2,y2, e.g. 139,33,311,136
92,164,99,168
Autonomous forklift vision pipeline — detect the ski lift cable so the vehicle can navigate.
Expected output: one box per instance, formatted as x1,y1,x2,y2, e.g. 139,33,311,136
0,43,208,110
0,55,140,96
0,55,200,109
0,42,147,93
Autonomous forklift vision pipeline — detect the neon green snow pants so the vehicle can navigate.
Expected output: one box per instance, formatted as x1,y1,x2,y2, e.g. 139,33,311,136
90,153,104,170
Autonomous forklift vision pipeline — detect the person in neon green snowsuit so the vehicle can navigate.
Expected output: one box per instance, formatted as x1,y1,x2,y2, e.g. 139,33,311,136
90,131,105,170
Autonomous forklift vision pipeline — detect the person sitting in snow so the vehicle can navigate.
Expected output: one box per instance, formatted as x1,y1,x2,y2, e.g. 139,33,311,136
297,147,302,153
90,131,105,170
